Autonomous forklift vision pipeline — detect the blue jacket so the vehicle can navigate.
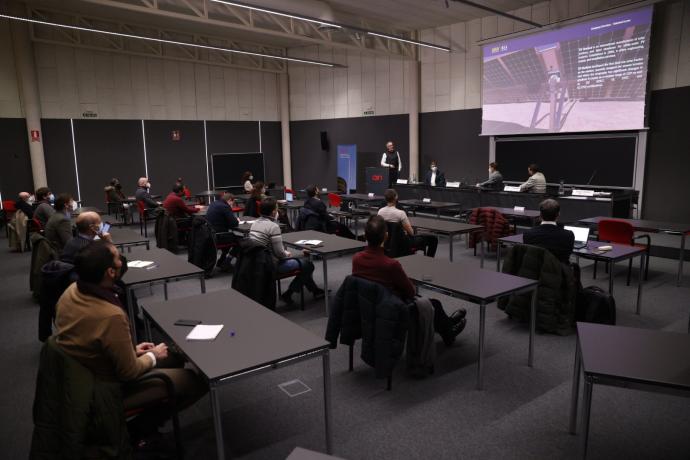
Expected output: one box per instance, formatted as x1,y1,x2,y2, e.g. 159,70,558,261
205,200,238,233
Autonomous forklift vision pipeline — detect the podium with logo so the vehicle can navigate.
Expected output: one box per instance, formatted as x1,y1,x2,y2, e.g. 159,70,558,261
365,167,388,195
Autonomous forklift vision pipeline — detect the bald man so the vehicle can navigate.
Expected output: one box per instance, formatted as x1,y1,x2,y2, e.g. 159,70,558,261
61,211,112,263
135,177,159,209
15,192,34,219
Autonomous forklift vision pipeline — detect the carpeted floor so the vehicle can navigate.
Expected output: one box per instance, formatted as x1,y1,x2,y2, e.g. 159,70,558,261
1,223,689,460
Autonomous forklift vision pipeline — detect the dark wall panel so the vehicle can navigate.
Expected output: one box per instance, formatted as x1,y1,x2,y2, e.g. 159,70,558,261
260,121,283,186
0,118,33,200
42,119,78,199
144,121,207,194
206,121,260,189
420,109,489,185
643,86,690,221
73,120,145,207
289,114,409,191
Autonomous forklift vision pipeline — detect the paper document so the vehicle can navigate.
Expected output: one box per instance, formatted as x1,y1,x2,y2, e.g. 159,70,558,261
295,239,323,246
186,324,224,341
239,220,256,224
127,260,155,268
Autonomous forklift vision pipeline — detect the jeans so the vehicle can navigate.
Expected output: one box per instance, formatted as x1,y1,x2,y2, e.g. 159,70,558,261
277,256,319,293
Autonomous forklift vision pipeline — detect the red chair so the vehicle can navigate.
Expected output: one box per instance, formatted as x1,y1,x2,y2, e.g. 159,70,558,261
137,200,157,237
594,219,650,285
275,260,305,310
327,193,341,209
2,200,16,237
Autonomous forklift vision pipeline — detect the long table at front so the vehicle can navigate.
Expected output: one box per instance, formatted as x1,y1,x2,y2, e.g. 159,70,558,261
394,184,633,222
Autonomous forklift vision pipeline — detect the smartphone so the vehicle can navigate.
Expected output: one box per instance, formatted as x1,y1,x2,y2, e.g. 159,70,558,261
174,319,202,327
101,222,111,234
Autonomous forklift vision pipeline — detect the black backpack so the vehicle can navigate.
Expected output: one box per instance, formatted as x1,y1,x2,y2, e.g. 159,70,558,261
576,286,616,325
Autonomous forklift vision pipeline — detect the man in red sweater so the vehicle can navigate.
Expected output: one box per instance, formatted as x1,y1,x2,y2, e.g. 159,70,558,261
163,184,198,219
352,215,466,346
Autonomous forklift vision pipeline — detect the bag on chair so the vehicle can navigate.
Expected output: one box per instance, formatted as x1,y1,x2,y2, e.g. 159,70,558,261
576,286,616,325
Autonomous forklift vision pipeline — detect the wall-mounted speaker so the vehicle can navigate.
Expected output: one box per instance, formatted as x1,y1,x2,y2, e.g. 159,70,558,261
320,131,329,151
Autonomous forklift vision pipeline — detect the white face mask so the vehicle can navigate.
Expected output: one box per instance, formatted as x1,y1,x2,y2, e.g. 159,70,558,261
146,182,151,189
431,166,437,172
48,193,55,203
249,176,253,181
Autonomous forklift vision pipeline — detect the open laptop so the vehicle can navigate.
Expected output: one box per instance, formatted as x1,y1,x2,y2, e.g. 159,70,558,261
564,225,590,249
285,192,294,202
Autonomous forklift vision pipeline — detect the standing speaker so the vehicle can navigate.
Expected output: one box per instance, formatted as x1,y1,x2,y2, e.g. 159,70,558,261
320,131,329,151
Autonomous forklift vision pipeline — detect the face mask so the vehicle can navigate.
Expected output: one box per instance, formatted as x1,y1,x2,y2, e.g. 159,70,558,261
431,166,437,172
146,182,151,189
48,193,55,203
249,176,253,180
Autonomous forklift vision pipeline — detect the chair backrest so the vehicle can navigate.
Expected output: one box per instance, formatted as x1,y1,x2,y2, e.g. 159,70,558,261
328,193,342,208
598,219,634,245
384,221,412,258
32,217,44,232
136,199,146,216
2,199,17,212
104,191,110,204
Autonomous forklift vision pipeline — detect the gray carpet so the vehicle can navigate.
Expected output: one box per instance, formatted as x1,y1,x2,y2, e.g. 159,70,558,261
1,225,689,460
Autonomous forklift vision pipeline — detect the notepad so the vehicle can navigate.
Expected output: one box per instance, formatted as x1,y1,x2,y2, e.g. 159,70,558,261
239,220,256,224
127,260,155,268
186,324,224,341
295,239,323,246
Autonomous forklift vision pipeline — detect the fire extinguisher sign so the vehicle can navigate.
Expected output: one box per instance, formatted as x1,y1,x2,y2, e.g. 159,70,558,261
31,130,40,142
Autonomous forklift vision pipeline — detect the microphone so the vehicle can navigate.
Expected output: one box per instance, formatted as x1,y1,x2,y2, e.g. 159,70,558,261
586,170,597,185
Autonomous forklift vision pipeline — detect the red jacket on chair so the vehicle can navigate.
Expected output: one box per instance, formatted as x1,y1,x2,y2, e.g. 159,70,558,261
469,208,511,251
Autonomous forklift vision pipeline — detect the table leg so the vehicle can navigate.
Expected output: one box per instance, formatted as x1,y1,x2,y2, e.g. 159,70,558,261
146,241,150,250
477,301,487,390
449,234,454,262
580,377,593,459
436,209,440,219
529,287,537,367
127,287,138,343
480,234,485,269
209,384,226,460
144,316,152,342
323,258,330,316
636,253,644,315
497,241,502,272
322,351,333,454
678,233,686,287
164,280,169,301
200,274,207,294
608,261,615,295
569,337,581,434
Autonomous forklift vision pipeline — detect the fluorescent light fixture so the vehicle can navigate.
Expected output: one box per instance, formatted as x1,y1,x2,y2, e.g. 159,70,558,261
211,0,342,29
366,31,451,52
0,13,339,67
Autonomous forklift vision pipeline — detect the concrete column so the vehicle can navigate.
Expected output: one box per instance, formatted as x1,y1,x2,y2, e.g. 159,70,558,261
279,72,292,189
9,3,48,189
408,59,420,182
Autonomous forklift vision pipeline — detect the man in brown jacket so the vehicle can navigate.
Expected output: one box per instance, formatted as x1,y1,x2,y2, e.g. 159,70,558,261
54,241,205,439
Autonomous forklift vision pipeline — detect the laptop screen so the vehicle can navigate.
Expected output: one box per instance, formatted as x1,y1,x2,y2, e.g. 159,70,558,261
285,192,294,202
564,225,590,243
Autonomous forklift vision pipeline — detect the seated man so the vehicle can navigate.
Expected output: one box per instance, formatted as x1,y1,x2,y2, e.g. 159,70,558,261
205,192,240,268
34,187,55,228
15,192,35,219
163,184,198,219
477,162,503,190
523,199,575,265
249,197,324,306
519,164,547,193
424,160,446,187
54,241,205,443
378,188,438,257
303,185,355,239
61,211,112,263
353,216,466,346
135,177,160,209
44,194,74,251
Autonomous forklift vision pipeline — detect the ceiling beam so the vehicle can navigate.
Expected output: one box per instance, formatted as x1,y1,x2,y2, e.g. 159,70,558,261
450,0,542,28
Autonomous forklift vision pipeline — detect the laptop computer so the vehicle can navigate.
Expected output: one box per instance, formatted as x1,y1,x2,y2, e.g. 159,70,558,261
564,225,590,249
285,192,294,202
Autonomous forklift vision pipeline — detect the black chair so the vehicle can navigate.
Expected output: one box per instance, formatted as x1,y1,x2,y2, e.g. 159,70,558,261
384,221,418,258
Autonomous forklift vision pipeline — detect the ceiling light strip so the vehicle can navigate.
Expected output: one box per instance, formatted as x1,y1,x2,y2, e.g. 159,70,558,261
211,0,451,52
211,0,342,29
366,32,451,52
0,13,338,67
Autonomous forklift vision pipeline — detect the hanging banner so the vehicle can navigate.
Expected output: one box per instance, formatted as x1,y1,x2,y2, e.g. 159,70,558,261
336,144,357,193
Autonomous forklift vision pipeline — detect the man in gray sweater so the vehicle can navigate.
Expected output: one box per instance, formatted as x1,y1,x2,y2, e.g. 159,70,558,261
249,197,324,306
519,163,547,193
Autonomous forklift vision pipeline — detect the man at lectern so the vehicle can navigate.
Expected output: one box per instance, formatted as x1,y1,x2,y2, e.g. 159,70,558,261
380,141,402,188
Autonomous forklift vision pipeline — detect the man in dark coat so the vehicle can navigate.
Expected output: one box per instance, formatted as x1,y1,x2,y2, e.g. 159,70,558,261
523,199,575,265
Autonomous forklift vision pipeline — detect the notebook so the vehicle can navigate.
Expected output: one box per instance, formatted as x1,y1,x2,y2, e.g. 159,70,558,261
564,225,590,249
186,324,224,341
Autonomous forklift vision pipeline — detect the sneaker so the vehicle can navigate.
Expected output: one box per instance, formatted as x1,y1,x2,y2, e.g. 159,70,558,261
311,288,325,300
450,308,467,323
280,291,296,306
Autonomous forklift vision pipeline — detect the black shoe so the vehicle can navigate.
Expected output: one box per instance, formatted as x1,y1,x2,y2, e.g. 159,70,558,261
280,291,296,306
311,288,325,300
441,318,467,346
450,308,467,323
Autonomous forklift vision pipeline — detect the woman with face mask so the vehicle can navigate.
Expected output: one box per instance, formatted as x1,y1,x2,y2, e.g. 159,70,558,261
242,171,254,193
424,160,446,187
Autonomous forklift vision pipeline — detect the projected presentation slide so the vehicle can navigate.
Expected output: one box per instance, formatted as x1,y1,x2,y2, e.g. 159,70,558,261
481,7,653,135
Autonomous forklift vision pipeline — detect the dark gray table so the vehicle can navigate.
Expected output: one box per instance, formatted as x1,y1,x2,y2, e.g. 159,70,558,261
280,199,305,225
397,254,539,390
497,234,646,314
341,193,385,204
109,227,150,251
569,323,690,458
121,247,205,342
142,290,332,460
282,230,366,315
287,447,344,460
579,216,690,286
399,199,460,219
408,216,484,262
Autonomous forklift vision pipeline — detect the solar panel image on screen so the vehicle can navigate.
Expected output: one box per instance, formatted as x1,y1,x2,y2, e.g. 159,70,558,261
481,6,653,135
